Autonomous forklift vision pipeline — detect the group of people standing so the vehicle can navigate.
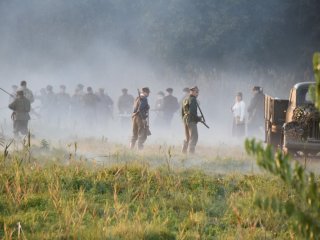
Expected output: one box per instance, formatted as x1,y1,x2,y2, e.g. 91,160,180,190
7,80,265,154
130,85,205,153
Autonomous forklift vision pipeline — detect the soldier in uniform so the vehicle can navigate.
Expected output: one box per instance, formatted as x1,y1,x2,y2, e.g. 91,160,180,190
130,87,151,150
71,85,85,127
20,80,34,104
8,90,31,137
247,86,265,137
153,91,165,127
117,88,134,114
181,86,203,154
83,87,100,126
42,85,56,124
117,88,134,126
56,85,71,127
97,88,114,123
162,88,179,125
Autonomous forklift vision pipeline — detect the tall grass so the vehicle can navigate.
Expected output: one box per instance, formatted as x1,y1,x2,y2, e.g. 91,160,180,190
0,141,294,239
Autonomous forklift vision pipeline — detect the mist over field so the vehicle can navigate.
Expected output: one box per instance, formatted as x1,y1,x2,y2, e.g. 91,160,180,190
0,0,319,144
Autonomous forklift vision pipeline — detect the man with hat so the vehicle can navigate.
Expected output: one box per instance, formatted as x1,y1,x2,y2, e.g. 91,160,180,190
8,90,31,137
130,87,151,150
181,86,203,154
162,88,179,125
247,86,265,137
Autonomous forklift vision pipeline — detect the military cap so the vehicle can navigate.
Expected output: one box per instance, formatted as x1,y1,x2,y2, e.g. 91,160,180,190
166,88,173,93
141,87,150,93
189,86,199,91
20,80,27,86
183,87,189,93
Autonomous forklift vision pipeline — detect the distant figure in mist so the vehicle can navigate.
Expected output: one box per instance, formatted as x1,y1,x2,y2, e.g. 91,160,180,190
181,86,203,154
117,88,134,126
97,88,114,125
36,88,47,116
20,80,34,104
247,86,265,138
130,87,151,150
9,85,18,104
83,87,100,126
42,85,56,125
70,84,85,127
8,90,31,137
231,92,246,138
56,85,71,127
179,87,190,105
153,91,165,127
118,88,134,114
162,88,179,126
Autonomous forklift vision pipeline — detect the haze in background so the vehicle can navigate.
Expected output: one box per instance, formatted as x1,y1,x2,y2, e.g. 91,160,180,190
0,0,319,144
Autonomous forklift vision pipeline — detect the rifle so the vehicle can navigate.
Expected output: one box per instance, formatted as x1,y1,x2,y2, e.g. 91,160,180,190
196,101,210,129
0,87,14,98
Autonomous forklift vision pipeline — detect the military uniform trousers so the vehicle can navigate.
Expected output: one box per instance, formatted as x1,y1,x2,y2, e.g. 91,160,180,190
182,121,198,154
13,120,29,136
131,115,148,150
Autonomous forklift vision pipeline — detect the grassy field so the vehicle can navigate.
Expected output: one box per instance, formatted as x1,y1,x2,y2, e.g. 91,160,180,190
0,137,301,239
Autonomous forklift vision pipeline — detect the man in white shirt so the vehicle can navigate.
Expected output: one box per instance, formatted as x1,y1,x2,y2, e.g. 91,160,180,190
231,92,246,137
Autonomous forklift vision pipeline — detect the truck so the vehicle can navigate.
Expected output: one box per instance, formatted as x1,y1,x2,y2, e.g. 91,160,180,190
265,82,320,155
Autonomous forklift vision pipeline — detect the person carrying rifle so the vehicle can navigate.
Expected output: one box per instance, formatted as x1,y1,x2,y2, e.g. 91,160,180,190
8,90,31,137
181,86,204,154
130,87,151,150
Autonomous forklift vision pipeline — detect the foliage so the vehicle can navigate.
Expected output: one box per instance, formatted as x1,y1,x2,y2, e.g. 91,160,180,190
245,138,320,239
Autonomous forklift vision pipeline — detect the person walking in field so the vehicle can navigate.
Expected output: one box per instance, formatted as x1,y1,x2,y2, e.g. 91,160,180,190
8,90,31,137
130,87,151,150
231,92,246,138
181,86,203,154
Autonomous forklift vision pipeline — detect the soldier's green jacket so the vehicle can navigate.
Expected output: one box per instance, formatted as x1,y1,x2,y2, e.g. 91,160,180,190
9,96,31,120
182,95,201,123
